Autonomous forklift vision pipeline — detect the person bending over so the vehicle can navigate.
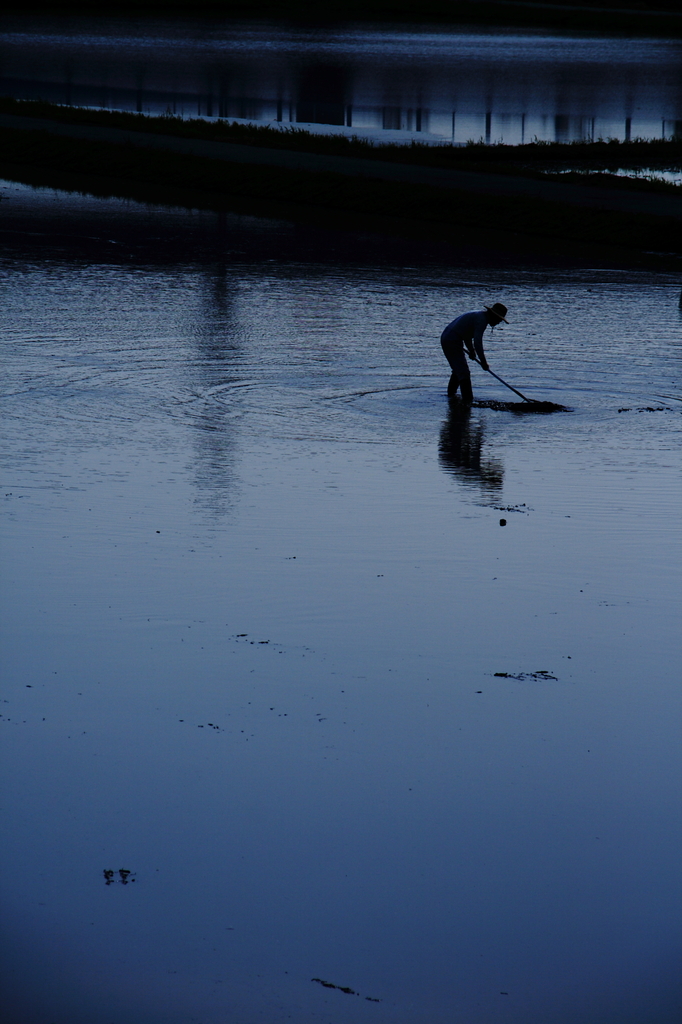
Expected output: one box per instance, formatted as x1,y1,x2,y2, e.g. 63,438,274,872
441,302,508,401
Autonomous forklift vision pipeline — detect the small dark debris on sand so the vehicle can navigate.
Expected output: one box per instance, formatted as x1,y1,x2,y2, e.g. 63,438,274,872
312,978,356,995
104,868,136,885
473,399,568,414
618,406,671,413
312,978,381,1002
495,670,558,681
494,503,530,514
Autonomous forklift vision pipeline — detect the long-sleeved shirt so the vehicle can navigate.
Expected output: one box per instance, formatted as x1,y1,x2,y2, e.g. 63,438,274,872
441,310,489,364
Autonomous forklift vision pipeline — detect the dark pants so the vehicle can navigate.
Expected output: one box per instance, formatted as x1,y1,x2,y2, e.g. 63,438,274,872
441,341,473,402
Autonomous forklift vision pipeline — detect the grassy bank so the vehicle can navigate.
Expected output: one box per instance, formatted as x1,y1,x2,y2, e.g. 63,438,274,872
1,98,680,196
1,119,679,263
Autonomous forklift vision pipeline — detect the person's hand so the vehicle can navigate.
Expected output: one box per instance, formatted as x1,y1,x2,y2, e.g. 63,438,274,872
480,360,490,372
467,350,476,360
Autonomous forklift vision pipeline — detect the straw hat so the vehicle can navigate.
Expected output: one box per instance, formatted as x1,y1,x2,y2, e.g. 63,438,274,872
484,303,509,323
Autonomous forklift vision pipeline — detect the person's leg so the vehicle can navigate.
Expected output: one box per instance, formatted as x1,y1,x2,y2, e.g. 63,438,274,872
442,342,470,400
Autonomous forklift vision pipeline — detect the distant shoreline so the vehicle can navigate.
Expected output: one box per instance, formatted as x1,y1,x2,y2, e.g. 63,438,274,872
2,99,679,189
1,99,680,265
7,2,682,39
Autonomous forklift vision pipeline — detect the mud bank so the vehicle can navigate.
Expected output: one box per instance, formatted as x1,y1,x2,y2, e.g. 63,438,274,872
1,100,680,189
0,103,680,260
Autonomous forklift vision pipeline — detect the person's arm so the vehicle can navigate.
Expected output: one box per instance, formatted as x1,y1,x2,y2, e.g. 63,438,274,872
473,316,490,371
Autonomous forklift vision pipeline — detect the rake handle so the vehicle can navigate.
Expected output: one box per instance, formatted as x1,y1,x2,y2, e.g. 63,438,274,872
469,352,536,404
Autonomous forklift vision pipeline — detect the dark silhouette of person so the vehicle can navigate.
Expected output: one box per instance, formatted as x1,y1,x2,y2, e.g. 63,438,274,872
438,403,503,494
440,302,508,400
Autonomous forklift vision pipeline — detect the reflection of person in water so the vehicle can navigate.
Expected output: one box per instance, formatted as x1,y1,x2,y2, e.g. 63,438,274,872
440,302,508,401
438,402,503,494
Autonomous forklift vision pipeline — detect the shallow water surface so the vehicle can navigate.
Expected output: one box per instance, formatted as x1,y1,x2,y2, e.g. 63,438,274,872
1,15,681,144
1,182,681,1023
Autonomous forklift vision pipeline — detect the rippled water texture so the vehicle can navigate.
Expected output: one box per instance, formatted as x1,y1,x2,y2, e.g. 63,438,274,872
1,15,681,143
1,182,681,1023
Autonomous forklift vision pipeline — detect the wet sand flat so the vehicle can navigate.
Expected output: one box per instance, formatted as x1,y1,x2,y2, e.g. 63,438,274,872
0,183,680,1023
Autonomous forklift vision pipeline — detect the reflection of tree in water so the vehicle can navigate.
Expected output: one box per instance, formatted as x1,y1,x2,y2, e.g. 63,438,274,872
296,64,349,126
188,263,243,517
438,402,503,495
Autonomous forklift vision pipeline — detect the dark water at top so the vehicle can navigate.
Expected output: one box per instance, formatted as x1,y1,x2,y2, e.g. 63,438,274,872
1,15,681,144
1,180,680,1023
